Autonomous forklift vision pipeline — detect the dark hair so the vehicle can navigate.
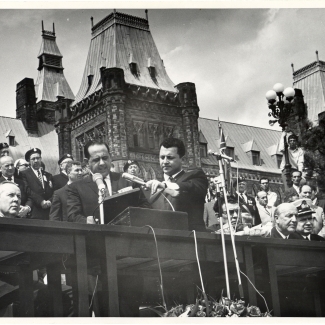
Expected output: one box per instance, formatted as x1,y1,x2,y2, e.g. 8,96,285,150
291,170,302,177
288,134,298,141
260,177,269,184
65,161,81,175
159,138,186,158
84,141,110,160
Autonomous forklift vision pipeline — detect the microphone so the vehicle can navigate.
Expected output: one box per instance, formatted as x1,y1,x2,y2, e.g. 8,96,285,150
92,173,106,191
122,173,146,186
208,149,236,162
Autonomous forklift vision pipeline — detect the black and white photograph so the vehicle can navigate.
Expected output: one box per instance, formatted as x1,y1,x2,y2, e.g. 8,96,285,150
0,1,324,320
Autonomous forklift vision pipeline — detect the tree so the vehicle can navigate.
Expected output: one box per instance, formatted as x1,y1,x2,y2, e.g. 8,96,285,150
300,115,325,190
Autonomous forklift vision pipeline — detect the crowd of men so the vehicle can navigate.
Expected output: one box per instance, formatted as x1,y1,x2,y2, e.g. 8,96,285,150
0,134,324,315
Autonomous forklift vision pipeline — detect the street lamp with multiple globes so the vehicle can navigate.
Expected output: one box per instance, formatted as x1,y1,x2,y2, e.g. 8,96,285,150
265,83,296,187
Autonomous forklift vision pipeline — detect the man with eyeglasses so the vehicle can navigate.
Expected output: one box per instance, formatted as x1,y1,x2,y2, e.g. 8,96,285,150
52,154,74,191
259,178,277,207
20,148,53,220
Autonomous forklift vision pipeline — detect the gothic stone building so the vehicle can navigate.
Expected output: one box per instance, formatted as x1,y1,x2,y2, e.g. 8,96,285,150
15,10,305,199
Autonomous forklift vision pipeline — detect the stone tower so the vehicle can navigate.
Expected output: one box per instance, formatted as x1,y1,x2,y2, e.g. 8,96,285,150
56,11,201,180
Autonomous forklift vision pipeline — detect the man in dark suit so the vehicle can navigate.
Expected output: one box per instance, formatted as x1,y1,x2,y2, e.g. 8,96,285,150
50,161,83,222
67,141,130,224
145,137,208,232
0,156,32,218
294,200,325,241
268,203,300,239
52,154,74,191
20,148,53,220
233,177,261,226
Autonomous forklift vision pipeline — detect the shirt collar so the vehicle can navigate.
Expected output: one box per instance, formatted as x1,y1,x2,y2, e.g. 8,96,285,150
164,169,183,181
276,226,288,239
2,175,14,181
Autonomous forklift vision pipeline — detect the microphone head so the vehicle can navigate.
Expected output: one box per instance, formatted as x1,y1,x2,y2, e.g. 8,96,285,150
92,173,103,182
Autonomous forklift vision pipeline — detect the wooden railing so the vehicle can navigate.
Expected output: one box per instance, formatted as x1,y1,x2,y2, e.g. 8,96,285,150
0,217,324,317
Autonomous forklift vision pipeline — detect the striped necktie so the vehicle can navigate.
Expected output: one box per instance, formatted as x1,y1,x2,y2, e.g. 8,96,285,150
37,170,44,188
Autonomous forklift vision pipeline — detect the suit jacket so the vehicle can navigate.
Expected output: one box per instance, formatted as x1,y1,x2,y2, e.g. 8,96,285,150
294,232,325,241
203,199,220,230
284,186,299,202
67,173,131,223
0,176,32,209
269,227,300,239
150,169,208,232
234,193,261,226
49,184,69,222
20,168,54,220
52,172,69,191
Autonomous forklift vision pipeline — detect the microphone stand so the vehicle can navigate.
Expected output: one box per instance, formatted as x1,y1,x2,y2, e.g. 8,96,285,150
216,183,230,299
99,189,105,225
215,153,244,300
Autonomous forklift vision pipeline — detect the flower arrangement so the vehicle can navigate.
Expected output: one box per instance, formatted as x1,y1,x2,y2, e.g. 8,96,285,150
148,295,271,317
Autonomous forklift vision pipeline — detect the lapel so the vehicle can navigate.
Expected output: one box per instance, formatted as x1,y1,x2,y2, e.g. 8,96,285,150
28,168,43,188
61,172,69,180
172,170,185,183
86,175,99,195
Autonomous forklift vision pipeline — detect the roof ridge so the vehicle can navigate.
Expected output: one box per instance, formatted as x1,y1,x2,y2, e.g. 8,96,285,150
198,117,281,132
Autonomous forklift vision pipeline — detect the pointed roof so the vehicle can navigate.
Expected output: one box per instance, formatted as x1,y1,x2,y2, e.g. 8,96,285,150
199,130,208,144
73,11,176,105
35,23,74,103
242,139,260,152
293,57,325,124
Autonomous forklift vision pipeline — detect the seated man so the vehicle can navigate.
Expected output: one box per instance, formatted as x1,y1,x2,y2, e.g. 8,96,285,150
50,161,83,222
256,191,276,225
294,200,325,241
0,156,32,218
268,203,300,239
145,138,208,232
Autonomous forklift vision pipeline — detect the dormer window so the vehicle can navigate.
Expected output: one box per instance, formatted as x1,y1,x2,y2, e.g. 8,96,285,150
148,66,156,79
252,150,260,165
200,143,207,157
275,154,283,169
225,147,234,159
8,136,15,146
130,62,138,75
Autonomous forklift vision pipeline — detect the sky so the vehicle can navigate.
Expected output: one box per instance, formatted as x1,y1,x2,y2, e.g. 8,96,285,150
0,6,325,130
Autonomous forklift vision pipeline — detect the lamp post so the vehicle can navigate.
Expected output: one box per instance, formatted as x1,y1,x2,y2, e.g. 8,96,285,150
265,83,295,187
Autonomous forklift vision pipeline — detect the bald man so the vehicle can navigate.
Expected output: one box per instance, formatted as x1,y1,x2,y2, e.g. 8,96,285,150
0,156,32,218
270,203,300,239
0,182,21,218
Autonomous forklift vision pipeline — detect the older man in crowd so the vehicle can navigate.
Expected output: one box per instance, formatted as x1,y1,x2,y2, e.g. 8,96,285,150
52,154,74,191
20,148,53,220
269,203,300,239
259,178,277,207
0,182,21,218
0,156,32,218
294,200,325,241
256,191,275,225
50,161,83,222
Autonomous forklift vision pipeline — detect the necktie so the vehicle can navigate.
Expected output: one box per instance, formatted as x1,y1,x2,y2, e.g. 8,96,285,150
7,177,12,181
168,176,176,183
240,194,245,202
37,170,44,188
104,177,112,196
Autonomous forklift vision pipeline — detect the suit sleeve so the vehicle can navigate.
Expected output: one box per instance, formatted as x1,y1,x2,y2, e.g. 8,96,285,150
177,171,208,200
20,179,33,210
66,183,87,223
49,192,62,221
20,172,44,207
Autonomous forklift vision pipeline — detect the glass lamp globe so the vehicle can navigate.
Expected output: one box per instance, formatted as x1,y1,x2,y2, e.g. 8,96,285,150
283,87,295,98
265,90,277,101
273,83,285,93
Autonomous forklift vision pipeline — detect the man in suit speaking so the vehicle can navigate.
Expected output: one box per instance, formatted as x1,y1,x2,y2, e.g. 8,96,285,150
145,137,208,232
67,141,128,224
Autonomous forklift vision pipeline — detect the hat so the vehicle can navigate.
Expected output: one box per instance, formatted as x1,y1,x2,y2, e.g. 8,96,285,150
25,148,41,161
123,160,140,172
58,153,74,165
233,177,246,188
0,143,9,151
294,199,316,217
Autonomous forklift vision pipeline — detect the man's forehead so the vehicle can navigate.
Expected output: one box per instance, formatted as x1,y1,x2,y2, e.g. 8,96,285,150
30,152,41,158
0,157,13,164
89,144,109,157
0,184,20,194
301,186,311,192
159,146,179,156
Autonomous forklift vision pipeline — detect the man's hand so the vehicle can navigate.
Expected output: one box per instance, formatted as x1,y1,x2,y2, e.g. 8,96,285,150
18,206,30,218
41,200,51,209
145,180,165,195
